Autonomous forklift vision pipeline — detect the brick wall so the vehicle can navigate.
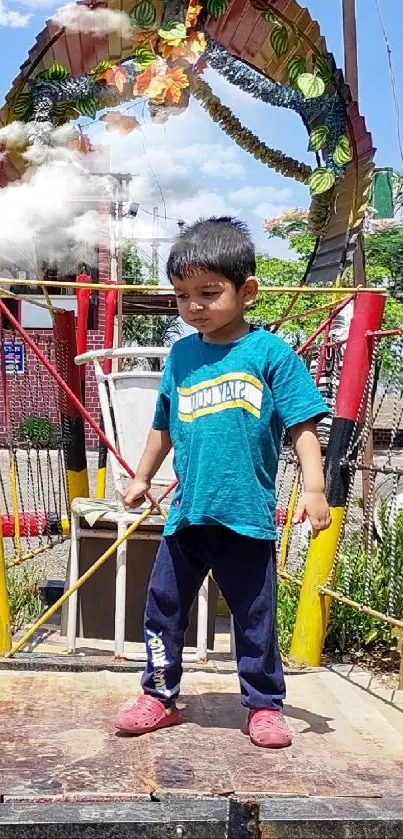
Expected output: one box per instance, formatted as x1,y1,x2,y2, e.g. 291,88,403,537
373,428,403,448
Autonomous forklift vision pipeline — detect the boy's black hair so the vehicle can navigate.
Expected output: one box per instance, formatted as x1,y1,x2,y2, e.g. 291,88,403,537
166,216,256,288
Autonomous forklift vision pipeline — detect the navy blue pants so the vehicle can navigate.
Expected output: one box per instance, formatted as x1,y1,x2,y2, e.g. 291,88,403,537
141,525,286,710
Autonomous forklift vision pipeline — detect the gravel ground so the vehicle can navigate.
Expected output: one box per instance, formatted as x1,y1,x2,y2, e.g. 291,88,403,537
2,447,403,584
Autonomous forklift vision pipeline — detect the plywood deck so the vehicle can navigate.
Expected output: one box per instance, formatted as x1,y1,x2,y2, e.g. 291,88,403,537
1,668,403,804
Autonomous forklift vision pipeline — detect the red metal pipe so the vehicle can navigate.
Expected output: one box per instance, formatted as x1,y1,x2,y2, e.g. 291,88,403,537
0,297,174,511
76,274,92,403
296,294,356,357
1,513,48,538
366,328,403,339
103,288,118,374
335,293,386,421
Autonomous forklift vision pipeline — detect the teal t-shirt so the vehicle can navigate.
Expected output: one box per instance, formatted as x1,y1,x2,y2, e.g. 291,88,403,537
153,327,328,540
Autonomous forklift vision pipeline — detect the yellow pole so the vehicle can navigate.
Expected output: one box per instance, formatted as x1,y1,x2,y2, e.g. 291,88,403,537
290,507,344,666
8,456,22,560
6,506,152,657
0,277,390,294
0,510,12,655
278,476,299,572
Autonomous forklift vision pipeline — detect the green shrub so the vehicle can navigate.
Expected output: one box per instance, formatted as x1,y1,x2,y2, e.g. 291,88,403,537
277,508,402,658
277,579,299,655
326,508,403,653
7,565,43,632
19,415,58,448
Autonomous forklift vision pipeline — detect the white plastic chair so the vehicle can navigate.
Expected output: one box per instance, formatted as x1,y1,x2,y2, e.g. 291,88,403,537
65,347,209,662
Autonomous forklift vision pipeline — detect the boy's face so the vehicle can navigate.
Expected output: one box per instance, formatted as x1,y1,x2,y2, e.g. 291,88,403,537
172,270,257,337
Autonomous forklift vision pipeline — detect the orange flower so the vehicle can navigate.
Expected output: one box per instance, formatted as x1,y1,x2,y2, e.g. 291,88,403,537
100,111,140,135
133,65,189,104
98,64,128,94
185,0,203,28
159,30,206,61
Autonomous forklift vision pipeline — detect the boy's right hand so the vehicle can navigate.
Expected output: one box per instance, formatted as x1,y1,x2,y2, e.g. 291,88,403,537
124,478,150,509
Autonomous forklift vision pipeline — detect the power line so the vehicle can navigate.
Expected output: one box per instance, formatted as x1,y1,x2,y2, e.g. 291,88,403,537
373,0,403,169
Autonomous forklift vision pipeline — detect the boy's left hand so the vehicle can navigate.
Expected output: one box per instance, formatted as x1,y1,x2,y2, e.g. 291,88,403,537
292,491,331,538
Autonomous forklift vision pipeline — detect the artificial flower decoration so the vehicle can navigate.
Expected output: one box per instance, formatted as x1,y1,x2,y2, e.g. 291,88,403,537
159,30,206,61
98,64,128,94
100,111,140,135
185,0,203,29
133,65,189,104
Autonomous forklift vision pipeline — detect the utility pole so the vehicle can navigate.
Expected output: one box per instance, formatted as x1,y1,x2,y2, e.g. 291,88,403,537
342,0,373,516
151,206,159,283
342,0,366,288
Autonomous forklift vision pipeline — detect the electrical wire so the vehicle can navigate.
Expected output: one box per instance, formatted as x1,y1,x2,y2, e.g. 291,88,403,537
373,0,403,168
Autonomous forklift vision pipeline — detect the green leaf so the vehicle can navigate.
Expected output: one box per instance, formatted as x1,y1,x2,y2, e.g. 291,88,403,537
39,62,70,81
263,12,281,25
297,72,325,99
270,25,289,58
288,55,306,86
308,124,329,152
333,134,353,166
129,0,156,29
13,92,33,121
158,21,187,41
89,60,113,75
74,96,99,120
133,46,158,71
365,628,379,645
309,167,336,195
313,52,332,83
205,0,229,17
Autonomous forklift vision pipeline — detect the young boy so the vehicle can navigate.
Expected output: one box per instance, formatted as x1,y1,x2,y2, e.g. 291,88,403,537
115,217,331,748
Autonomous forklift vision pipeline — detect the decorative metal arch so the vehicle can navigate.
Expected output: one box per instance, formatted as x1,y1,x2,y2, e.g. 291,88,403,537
0,0,375,285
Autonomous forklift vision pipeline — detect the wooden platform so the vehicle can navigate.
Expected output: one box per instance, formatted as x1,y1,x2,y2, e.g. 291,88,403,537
1,666,403,837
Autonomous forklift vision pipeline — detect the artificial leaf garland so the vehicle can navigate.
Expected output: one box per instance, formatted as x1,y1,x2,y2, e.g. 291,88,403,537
190,75,312,184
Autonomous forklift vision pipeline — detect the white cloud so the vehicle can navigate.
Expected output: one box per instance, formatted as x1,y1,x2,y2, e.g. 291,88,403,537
228,185,292,205
252,202,292,221
11,0,60,5
0,1,30,26
52,3,133,37
202,158,245,179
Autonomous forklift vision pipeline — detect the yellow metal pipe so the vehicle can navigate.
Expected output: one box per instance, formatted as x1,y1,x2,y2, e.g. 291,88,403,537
319,587,403,630
0,278,389,295
278,477,299,572
96,467,107,500
8,458,22,560
278,570,303,587
290,507,345,667
0,510,12,655
6,506,152,658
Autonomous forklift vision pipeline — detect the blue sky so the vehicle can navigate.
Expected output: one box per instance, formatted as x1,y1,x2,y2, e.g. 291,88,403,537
0,0,402,262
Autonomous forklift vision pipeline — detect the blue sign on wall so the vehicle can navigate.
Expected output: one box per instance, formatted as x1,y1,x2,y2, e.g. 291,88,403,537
4,342,25,374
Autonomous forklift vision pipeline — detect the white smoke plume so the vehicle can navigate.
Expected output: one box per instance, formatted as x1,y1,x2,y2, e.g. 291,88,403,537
53,3,134,39
0,121,30,147
0,123,114,273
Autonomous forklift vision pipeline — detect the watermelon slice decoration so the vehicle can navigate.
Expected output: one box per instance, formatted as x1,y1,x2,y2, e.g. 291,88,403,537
205,0,229,19
130,0,156,29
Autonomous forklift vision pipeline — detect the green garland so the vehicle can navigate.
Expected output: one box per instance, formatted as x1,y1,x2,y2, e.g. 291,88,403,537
190,76,312,184
191,75,333,236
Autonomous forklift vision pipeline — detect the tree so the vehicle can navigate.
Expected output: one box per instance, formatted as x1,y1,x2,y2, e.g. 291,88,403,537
365,226,403,297
253,210,403,369
121,239,181,369
122,240,146,285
